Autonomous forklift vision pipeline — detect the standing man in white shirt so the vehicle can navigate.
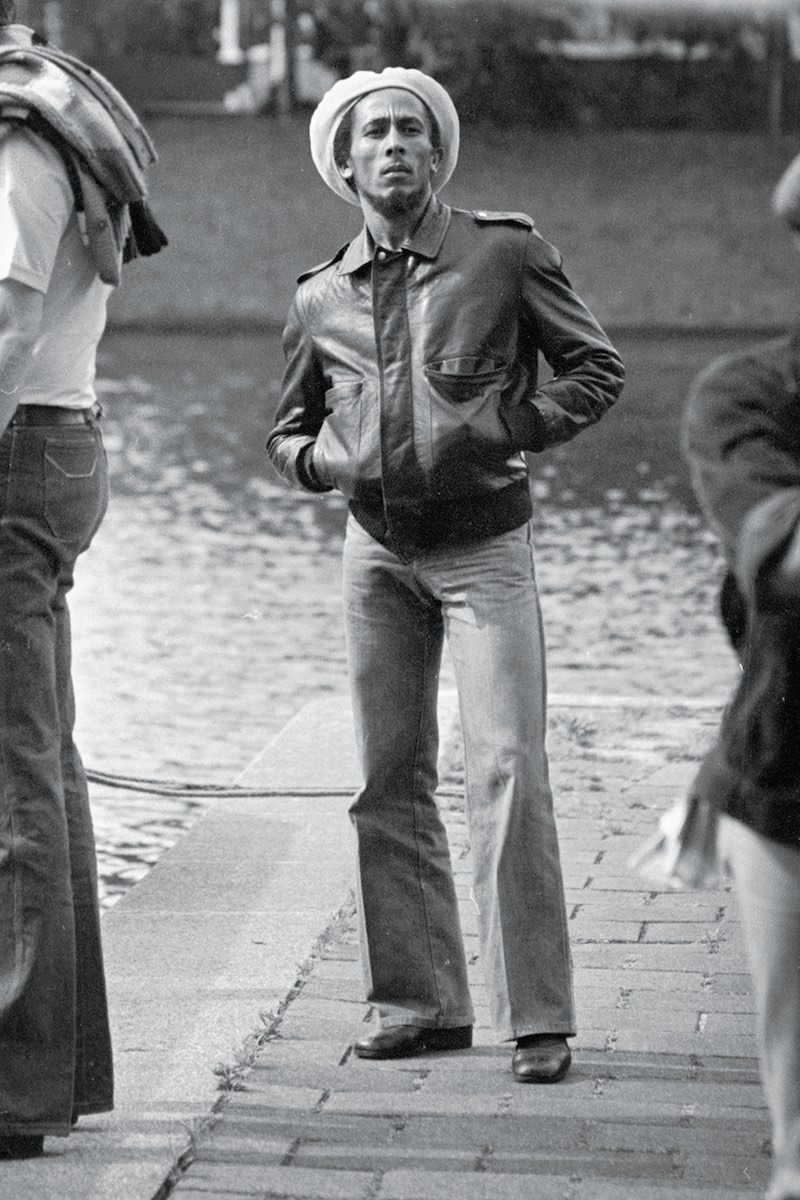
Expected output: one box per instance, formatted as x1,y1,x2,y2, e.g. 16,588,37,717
0,3,165,1158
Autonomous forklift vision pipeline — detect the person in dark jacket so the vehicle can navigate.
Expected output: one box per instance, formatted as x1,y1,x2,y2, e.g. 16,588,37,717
683,155,800,1200
267,67,624,1082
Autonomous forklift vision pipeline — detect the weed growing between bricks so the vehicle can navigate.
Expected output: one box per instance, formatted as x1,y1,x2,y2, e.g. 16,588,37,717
150,895,357,1200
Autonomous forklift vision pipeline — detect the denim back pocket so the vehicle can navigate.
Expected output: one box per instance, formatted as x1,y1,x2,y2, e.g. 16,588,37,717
44,436,107,545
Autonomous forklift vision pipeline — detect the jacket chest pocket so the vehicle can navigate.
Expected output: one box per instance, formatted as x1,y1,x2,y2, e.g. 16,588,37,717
312,380,381,496
424,356,512,455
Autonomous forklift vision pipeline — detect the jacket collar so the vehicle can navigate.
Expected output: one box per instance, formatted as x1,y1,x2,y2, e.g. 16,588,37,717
337,195,451,275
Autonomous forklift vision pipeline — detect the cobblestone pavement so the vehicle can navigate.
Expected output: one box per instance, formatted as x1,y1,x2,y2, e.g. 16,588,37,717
162,695,770,1200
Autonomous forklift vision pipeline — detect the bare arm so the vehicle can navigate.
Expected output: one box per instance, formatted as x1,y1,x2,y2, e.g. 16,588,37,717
0,277,44,433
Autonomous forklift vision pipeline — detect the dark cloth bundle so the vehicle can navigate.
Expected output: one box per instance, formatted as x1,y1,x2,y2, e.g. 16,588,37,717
0,29,167,284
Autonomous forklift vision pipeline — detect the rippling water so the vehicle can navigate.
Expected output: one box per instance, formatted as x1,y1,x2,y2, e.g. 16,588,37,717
74,330,740,906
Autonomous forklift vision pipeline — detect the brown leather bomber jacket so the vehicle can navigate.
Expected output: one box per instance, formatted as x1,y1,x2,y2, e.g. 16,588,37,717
267,197,625,557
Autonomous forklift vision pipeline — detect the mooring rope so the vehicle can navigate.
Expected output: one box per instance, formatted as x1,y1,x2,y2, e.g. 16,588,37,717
84,768,465,801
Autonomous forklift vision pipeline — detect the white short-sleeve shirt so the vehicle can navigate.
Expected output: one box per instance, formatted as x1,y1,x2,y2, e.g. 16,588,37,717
0,127,112,408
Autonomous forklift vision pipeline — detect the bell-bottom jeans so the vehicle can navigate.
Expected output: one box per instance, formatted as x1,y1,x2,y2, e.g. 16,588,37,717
343,515,575,1042
720,816,800,1200
0,411,113,1136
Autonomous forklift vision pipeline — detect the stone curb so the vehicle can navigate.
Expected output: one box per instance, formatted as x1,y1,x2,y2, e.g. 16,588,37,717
0,699,364,1199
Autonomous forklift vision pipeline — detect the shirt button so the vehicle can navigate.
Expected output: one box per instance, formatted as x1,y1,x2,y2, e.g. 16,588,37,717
407,255,415,269
378,250,386,260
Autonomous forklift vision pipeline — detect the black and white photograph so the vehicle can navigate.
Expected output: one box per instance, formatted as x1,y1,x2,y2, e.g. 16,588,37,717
1,0,799,1196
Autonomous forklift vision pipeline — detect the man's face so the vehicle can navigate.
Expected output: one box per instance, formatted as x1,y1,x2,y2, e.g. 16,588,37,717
339,88,443,218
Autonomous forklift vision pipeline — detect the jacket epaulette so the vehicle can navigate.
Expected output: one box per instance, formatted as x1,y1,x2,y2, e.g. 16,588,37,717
297,243,348,284
471,209,535,230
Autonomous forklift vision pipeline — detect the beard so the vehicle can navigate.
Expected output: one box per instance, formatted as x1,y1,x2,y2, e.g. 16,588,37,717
358,180,429,219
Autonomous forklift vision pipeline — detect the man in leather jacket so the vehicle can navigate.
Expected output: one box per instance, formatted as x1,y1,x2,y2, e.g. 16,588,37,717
267,67,624,1082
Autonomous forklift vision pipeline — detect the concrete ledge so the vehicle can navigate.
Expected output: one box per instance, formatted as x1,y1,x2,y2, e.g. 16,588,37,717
5,698,361,1199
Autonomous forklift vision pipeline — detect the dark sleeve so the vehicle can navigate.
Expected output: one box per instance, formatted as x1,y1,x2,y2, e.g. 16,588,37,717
265,291,332,493
684,345,800,606
503,232,625,452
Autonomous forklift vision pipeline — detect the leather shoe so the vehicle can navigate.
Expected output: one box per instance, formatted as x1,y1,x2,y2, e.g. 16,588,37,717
0,1134,44,1159
512,1034,571,1083
354,1023,472,1059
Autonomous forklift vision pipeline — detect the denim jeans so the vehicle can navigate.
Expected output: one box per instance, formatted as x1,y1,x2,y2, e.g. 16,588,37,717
0,411,113,1136
343,515,575,1042
719,817,800,1200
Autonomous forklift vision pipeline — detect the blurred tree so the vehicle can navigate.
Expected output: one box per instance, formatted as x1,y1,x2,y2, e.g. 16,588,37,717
32,0,793,129
15,0,44,29
60,0,220,57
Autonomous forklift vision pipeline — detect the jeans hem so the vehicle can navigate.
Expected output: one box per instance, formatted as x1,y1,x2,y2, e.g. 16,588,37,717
767,1170,800,1200
501,1024,577,1043
379,1014,475,1030
0,1122,71,1138
73,1099,114,1117
0,1094,112,1136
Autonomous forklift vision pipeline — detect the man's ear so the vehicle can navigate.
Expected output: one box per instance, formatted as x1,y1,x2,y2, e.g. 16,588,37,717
430,147,443,174
339,161,353,181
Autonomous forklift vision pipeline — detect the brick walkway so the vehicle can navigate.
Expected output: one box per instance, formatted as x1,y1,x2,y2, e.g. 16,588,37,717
170,697,770,1200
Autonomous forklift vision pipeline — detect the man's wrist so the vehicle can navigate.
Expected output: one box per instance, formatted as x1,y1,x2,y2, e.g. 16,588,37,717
297,442,331,492
501,400,547,452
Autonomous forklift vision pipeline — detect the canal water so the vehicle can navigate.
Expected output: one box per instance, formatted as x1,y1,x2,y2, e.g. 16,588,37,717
75,329,746,906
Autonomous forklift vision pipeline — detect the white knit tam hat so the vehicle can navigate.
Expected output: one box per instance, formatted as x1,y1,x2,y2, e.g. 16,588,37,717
309,67,460,206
